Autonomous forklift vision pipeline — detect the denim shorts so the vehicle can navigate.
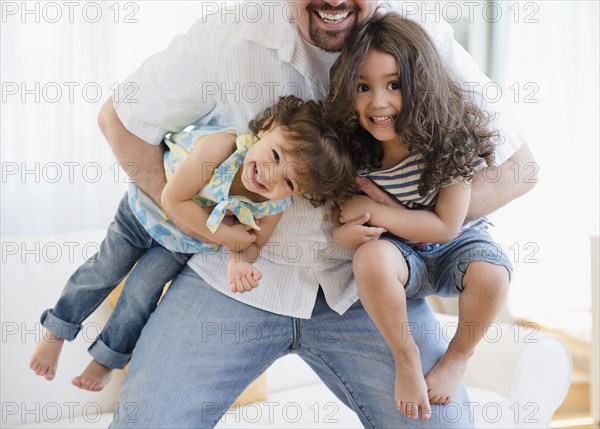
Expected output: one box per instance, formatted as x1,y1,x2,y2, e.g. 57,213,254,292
381,227,512,299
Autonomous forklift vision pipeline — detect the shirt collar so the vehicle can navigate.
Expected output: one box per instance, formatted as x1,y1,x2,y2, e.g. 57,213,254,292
244,9,297,63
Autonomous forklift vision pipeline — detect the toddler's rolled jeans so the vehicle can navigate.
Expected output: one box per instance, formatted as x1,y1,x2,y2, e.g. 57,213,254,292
40,193,191,369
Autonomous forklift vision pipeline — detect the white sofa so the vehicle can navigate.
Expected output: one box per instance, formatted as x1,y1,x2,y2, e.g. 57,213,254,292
2,230,572,428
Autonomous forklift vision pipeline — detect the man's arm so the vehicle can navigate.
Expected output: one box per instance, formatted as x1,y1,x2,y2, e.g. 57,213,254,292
98,98,166,205
99,13,222,202
98,98,215,242
467,143,538,220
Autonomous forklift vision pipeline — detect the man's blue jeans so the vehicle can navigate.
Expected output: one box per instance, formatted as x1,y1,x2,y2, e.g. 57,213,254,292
111,266,474,428
40,193,191,368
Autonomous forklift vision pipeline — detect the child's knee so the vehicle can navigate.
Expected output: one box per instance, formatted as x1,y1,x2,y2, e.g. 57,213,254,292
463,261,510,296
353,240,407,280
353,243,378,276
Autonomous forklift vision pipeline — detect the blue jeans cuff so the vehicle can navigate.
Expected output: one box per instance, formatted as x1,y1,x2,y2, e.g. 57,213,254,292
40,309,81,341
89,338,131,369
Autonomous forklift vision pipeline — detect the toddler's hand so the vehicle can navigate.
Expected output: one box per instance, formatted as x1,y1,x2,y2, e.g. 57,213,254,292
227,259,262,293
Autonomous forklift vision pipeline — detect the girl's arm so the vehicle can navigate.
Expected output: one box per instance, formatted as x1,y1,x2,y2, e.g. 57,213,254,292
161,132,256,250
339,180,471,244
227,213,283,293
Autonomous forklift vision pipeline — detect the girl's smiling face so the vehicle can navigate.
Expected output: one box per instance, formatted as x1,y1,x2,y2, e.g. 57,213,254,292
241,125,305,201
354,49,403,145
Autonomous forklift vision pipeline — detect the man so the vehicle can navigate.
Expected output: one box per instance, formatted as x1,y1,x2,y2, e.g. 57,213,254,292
100,1,535,427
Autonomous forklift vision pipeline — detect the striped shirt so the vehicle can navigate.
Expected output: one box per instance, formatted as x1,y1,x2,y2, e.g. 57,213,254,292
367,152,488,245
113,1,525,318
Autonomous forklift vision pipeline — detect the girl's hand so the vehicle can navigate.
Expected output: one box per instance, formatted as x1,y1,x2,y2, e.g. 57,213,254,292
339,195,376,224
217,223,257,252
333,213,387,249
227,259,262,293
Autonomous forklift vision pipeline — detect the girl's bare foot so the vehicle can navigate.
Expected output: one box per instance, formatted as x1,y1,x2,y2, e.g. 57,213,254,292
71,360,113,391
425,350,472,404
394,347,432,420
29,330,64,381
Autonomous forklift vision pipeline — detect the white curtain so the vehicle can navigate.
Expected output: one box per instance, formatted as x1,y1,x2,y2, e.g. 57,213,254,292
1,1,203,236
487,1,599,327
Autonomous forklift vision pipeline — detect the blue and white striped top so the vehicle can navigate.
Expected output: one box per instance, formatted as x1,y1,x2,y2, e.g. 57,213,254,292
367,152,488,246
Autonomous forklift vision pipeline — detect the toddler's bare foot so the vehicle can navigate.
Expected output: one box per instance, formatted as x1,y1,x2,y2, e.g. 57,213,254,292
394,347,431,420
29,330,64,380
71,360,112,391
425,350,472,404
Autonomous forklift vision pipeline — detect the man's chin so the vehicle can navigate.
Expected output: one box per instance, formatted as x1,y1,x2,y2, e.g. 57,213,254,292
310,29,353,52
306,4,362,50
312,38,344,52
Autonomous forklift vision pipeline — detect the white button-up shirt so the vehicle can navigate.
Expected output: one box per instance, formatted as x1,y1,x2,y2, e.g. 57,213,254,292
114,1,525,318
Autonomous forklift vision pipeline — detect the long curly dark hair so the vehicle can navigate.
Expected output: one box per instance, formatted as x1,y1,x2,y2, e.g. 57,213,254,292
327,12,497,195
249,95,355,206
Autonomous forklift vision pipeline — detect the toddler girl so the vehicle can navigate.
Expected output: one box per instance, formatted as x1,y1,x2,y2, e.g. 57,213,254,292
30,95,353,391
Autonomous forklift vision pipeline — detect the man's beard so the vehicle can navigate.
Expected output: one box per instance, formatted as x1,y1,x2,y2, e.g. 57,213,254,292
306,2,360,52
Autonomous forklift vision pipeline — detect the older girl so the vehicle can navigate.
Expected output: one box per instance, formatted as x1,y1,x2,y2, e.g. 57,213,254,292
328,13,512,420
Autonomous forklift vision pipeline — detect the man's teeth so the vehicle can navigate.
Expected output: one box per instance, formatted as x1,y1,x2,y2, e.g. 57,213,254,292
317,10,349,23
371,116,394,125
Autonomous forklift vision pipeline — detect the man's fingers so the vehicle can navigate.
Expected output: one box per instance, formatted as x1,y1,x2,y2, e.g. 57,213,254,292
221,214,236,226
356,176,399,207
355,176,380,195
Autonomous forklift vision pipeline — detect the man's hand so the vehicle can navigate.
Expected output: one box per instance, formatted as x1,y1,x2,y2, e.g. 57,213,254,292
333,213,387,249
217,224,257,252
179,210,239,242
355,176,402,207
